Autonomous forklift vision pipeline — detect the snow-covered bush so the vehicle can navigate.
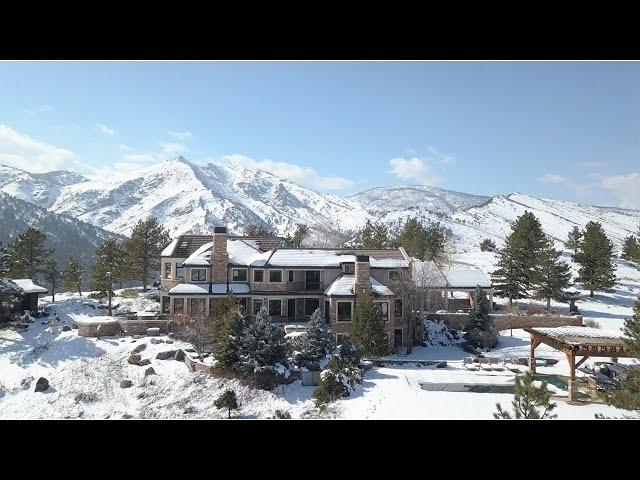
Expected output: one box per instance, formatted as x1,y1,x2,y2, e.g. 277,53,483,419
313,356,363,406
425,318,463,346
290,309,333,371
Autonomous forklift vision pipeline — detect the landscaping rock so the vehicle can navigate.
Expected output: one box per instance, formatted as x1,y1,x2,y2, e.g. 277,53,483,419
72,323,78,329
174,349,185,361
144,367,156,377
156,350,177,360
165,340,174,344
62,325,72,331
184,354,196,372
185,347,196,353
436,361,448,368
34,377,49,392
127,354,141,365
132,343,147,354
150,338,163,344
139,359,151,366
120,380,133,388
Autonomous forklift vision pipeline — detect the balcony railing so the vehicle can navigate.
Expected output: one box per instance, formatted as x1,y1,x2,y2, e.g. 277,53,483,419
286,281,324,292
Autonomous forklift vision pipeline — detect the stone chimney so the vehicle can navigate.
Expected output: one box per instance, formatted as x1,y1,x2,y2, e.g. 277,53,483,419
212,226,229,283
354,255,371,295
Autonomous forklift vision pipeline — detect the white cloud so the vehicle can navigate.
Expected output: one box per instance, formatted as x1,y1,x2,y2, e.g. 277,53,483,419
537,173,567,184
161,142,189,157
601,173,640,209
222,154,356,191
0,124,83,173
388,157,443,186
96,123,115,136
427,146,456,165
167,130,192,140
24,105,52,116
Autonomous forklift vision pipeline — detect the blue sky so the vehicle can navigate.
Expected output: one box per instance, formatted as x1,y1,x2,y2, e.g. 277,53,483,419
0,61,638,208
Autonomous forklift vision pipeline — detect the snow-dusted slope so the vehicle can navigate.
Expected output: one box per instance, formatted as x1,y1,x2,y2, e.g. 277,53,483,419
2,159,639,253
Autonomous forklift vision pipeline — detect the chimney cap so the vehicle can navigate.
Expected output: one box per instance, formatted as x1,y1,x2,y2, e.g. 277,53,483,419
214,226,227,234
356,255,370,262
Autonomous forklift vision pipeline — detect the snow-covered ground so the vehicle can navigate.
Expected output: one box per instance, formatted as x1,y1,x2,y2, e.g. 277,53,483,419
2,251,640,419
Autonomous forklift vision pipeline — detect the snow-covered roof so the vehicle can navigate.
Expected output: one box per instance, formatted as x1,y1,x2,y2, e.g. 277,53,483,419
441,269,491,288
168,283,250,295
12,279,48,294
161,238,179,257
530,326,628,343
324,274,395,296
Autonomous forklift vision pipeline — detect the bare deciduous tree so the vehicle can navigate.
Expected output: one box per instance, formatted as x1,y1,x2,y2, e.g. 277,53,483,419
170,314,216,359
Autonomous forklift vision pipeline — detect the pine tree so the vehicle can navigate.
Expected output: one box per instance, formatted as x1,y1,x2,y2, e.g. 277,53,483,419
566,226,583,259
8,227,53,280
61,256,85,296
92,239,127,315
214,389,239,418
42,258,61,302
491,211,546,306
239,306,287,373
290,224,310,248
349,290,388,357
313,355,363,406
0,242,23,322
297,309,334,370
124,217,170,291
574,221,617,297
532,235,572,311
607,297,640,413
464,286,499,350
622,235,640,263
213,295,245,371
391,218,449,263
354,220,390,248
494,372,557,419
243,224,275,236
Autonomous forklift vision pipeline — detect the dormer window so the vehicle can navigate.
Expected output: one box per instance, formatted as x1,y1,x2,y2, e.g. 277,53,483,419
342,263,355,273
190,268,207,282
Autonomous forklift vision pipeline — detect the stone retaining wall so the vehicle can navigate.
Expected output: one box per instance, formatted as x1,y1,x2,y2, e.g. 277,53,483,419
437,312,583,330
78,319,169,337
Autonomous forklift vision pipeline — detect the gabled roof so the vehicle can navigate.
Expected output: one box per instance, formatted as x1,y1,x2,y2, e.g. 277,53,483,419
440,269,492,288
12,279,48,294
162,234,285,258
324,274,395,297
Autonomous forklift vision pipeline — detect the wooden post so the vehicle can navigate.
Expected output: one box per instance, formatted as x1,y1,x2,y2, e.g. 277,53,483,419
566,349,576,402
529,337,540,374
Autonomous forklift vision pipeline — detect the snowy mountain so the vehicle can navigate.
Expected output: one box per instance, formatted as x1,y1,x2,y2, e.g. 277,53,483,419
1,158,638,255
0,192,126,266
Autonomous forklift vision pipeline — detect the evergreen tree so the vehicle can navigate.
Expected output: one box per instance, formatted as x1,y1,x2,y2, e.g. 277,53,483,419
349,290,388,357
214,389,239,418
607,297,640,413
92,239,127,315
213,294,245,370
239,306,287,373
494,372,558,419
243,224,276,236
491,211,546,306
42,258,61,302
621,235,640,263
479,238,496,252
124,217,170,291
8,227,53,280
0,243,23,322
290,224,310,248
61,256,85,296
392,218,449,263
313,354,363,406
464,286,499,350
566,226,583,259
354,220,390,248
574,221,616,297
532,235,572,311
296,309,334,370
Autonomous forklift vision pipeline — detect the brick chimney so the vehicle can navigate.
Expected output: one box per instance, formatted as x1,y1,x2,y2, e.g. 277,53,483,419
354,255,371,295
212,226,229,283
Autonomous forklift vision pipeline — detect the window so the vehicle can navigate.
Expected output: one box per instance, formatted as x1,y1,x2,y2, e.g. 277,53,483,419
209,297,216,315
324,300,330,322
164,262,172,279
305,298,320,316
176,264,184,280
253,269,264,282
376,302,389,322
162,296,170,313
394,298,403,317
336,333,348,345
268,299,282,317
269,270,282,283
253,298,263,314
389,270,401,281
173,298,184,314
343,263,355,273
337,301,352,322
191,268,207,282
232,269,248,282
190,298,206,315
288,270,294,282
238,297,248,314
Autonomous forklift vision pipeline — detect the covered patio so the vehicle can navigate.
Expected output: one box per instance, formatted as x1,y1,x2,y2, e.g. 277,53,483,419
525,326,635,402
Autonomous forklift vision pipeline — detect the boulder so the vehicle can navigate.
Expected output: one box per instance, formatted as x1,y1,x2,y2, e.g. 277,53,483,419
144,367,156,377
34,377,49,392
174,349,185,361
185,347,196,353
72,323,78,329
436,361,448,368
184,354,196,372
120,380,133,389
156,350,177,360
127,354,141,365
62,325,72,332
165,340,174,344
138,359,151,366
150,338,163,345
131,343,147,354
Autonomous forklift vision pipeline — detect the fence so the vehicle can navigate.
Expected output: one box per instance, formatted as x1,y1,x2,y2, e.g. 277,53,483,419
435,312,583,331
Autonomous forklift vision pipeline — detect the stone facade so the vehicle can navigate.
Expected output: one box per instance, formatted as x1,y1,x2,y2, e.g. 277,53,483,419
212,227,229,283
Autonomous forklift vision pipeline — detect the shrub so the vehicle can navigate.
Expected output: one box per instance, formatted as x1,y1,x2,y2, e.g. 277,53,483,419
119,288,139,298
214,389,239,419
584,319,601,329
480,238,497,252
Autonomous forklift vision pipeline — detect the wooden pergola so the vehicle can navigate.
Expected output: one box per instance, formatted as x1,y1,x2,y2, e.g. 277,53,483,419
524,327,634,402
